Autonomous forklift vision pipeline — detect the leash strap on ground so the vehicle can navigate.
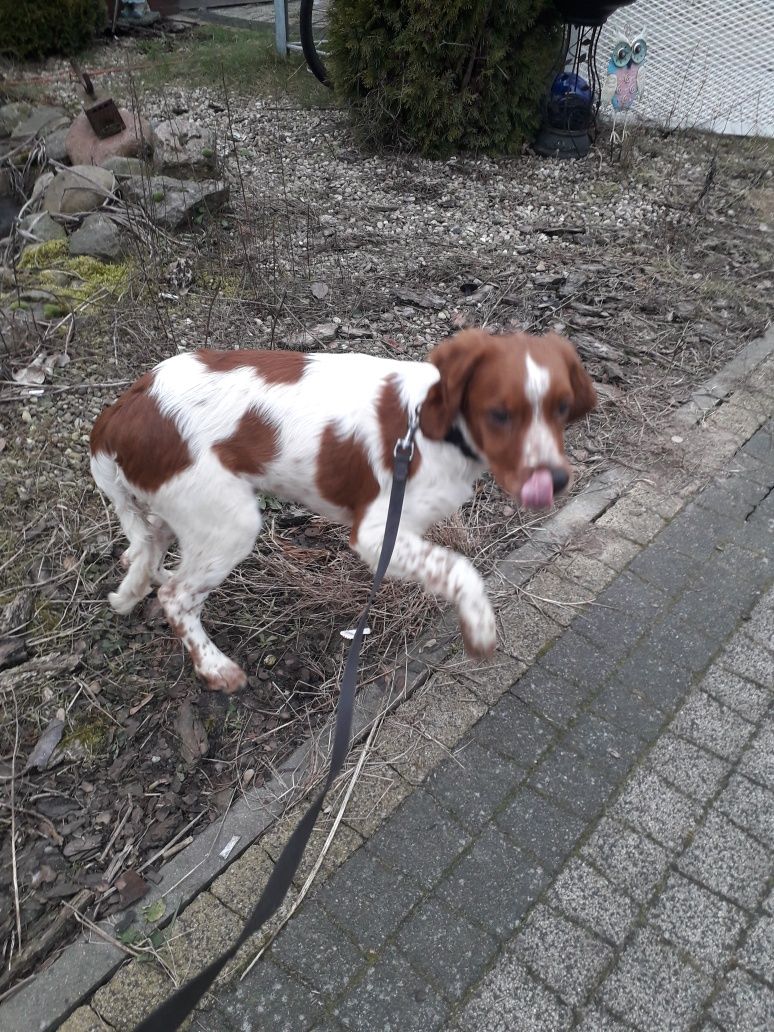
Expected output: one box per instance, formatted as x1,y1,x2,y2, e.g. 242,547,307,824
134,412,419,1032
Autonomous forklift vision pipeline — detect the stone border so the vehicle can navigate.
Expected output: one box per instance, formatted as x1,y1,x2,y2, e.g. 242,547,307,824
3,330,773,1032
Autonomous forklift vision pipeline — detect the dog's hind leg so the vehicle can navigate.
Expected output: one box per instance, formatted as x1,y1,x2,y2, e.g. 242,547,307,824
91,451,159,614
154,461,262,692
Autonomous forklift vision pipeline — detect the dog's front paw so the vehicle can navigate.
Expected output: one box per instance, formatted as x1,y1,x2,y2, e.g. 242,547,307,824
459,598,497,659
198,658,247,694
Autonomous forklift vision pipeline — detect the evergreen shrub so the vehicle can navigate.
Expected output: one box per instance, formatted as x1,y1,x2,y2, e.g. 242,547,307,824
0,0,105,60
328,0,561,157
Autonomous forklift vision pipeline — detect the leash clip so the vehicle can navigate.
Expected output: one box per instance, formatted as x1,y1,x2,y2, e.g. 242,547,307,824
394,404,421,463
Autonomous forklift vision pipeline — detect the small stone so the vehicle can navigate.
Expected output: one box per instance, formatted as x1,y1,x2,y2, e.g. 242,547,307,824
69,213,126,262
19,211,66,245
43,166,116,216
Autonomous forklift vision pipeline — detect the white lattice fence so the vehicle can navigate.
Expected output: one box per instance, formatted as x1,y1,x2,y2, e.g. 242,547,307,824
598,0,774,137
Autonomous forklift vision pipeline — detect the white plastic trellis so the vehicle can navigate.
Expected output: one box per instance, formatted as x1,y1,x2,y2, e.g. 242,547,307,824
598,0,774,137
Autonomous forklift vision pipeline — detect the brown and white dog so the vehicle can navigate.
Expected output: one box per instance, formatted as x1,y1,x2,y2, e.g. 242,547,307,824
90,330,596,692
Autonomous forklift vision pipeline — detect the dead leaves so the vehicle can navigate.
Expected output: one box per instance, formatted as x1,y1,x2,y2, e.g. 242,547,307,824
174,700,209,766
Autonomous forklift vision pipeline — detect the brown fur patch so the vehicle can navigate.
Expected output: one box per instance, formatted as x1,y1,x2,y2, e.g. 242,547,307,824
213,409,279,476
377,375,422,477
316,423,380,542
196,349,308,384
90,372,192,492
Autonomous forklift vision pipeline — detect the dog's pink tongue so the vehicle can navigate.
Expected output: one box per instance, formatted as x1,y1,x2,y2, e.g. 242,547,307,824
521,469,554,510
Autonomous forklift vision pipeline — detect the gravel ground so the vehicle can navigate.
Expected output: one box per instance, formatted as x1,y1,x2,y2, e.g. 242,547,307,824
0,27,772,992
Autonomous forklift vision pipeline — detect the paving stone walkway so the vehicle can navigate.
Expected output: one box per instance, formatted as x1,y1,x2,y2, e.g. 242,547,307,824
173,422,774,1032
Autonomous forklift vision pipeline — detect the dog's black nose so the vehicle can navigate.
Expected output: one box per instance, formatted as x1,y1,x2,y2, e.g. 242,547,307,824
551,468,570,493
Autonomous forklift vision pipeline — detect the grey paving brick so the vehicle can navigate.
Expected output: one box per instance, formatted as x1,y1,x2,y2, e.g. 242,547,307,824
764,885,774,915
590,683,664,742
700,665,771,722
744,598,774,651
510,664,591,727
742,424,774,462
495,788,586,873
612,645,693,715
695,480,766,519
739,915,774,984
554,552,618,594
367,790,470,889
727,450,774,489
648,873,746,972
671,691,755,762
646,734,731,803
575,1008,633,1032
596,499,666,546
424,740,526,834
716,773,774,847
710,968,774,1032
333,950,448,1031
639,615,719,676
600,927,712,1032
573,570,669,651
512,906,614,1006
219,957,327,1032
269,902,366,998
678,811,770,910
738,724,774,791
316,849,423,951
581,817,669,904
584,528,641,573
654,504,740,561
720,632,774,688
436,827,550,939
394,897,498,1002
498,600,563,663
563,712,643,777
451,955,572,1032
610,770,699,850
547,859,636,946
538,629,622,690
627,541,700,596
670,572,756,641
529,747,617,820
471,693,556,766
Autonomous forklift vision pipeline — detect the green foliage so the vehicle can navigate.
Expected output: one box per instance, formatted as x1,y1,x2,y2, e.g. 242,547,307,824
328,0,561,157
0,0,105,60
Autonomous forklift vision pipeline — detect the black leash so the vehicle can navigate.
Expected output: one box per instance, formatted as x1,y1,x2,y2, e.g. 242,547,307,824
135,408,421,1032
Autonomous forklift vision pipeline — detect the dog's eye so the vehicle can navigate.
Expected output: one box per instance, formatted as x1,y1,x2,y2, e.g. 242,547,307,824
557,400,570,419
488,408,511,426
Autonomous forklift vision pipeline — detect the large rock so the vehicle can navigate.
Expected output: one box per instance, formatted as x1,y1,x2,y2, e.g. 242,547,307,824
123,175,228,229
43,166,116,216
68,213,126,262
153,118,217,177
11,106,69,142
66,108,154,167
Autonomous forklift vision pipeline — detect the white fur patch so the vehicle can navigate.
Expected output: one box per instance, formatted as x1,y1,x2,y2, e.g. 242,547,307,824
523,352,562,469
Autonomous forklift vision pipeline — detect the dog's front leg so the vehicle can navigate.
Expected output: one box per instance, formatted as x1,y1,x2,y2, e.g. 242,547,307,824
353,519,496,659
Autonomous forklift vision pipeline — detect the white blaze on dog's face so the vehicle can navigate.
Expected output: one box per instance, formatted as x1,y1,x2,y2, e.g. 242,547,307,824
421,330,597,510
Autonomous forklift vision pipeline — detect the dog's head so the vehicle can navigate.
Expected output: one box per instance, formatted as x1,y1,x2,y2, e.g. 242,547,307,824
420,329,596,510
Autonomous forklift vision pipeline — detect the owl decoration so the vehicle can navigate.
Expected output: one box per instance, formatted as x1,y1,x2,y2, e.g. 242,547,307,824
604,36,648,113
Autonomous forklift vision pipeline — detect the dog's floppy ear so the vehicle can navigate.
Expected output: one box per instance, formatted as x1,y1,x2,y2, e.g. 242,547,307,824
549,333,597,421
420,330,492,440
